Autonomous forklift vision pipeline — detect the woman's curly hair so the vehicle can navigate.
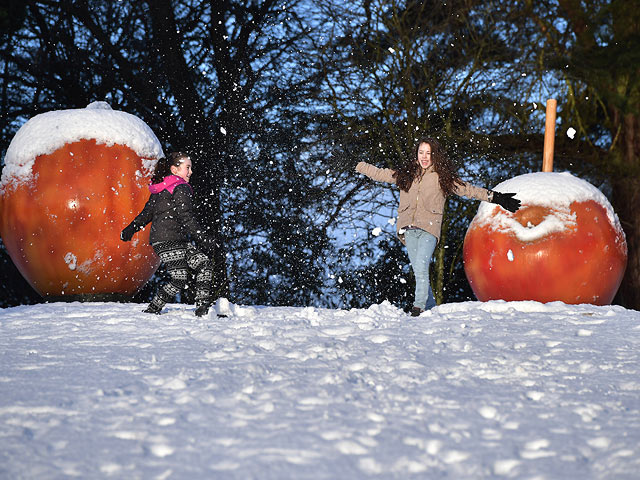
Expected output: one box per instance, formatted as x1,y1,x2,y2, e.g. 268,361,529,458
393,137,464,195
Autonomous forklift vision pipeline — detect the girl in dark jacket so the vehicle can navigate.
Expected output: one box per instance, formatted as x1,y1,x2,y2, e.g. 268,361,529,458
121,152,216,317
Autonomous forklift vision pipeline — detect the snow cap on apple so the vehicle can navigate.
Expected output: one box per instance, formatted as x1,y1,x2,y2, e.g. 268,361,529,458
1,101,164,190
473,171,625,244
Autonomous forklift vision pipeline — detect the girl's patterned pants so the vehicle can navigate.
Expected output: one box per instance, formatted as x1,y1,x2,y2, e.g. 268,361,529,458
148,241,213,311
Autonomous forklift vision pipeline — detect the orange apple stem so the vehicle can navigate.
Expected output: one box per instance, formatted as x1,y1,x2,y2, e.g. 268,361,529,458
543,98,557,172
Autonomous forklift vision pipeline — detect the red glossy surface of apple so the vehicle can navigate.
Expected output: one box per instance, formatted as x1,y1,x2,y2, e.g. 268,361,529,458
0,139,159,297
463,200,627,305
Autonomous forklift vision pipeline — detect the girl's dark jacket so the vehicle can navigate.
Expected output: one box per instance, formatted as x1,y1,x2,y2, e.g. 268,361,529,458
122,175,214,252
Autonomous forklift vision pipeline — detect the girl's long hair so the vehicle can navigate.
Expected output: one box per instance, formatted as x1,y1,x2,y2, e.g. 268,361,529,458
393,137,464,195
151,151,189,184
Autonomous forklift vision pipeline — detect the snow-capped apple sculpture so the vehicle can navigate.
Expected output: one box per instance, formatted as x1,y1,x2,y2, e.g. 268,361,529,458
463,172,627,305
0,102,163,299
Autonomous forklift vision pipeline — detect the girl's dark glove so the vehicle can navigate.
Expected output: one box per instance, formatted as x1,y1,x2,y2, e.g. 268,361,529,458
120,224,136,242
490,191,521,213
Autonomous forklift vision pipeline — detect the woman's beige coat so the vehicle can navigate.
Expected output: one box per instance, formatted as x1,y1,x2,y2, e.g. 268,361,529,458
356,161,491,244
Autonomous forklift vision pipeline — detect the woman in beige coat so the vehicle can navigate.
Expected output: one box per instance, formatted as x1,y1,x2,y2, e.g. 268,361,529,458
356,137,520,316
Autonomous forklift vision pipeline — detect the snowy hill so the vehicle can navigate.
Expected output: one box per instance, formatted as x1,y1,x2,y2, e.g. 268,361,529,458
1,300,639,479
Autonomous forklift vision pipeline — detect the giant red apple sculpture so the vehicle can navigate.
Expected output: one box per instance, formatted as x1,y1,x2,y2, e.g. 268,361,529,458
463,172,627,305
0,102,163,299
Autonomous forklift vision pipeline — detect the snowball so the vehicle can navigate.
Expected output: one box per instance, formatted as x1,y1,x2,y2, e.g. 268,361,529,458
215,297,232,316
1,102,164,189
567,127,576,139
372,227,382,236
473,172,622,242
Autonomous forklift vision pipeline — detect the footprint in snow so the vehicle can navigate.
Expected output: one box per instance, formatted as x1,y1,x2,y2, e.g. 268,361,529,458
321,326,355,337
335,440,368,455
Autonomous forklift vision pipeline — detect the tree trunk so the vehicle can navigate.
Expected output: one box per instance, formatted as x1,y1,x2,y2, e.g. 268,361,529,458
433,241,445,306
610,109,640,310
612,177,640,310
146,0,229,299
432,205,449,306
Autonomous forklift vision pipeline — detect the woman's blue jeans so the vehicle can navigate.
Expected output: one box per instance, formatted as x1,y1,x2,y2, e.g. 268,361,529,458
404,228,437,310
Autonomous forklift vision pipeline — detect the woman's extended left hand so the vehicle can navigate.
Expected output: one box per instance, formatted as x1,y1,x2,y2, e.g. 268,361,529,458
490,191,521,213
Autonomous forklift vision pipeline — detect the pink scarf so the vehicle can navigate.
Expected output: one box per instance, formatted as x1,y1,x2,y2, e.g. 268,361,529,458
149,175,193,194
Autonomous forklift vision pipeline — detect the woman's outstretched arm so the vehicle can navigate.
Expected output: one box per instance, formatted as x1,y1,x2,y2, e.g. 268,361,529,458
355,161,396,184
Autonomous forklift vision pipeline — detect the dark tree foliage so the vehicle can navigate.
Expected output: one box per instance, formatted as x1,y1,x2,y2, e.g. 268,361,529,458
313,0,538,306
2,0,638,310
335,237,412,310
0,0,337,307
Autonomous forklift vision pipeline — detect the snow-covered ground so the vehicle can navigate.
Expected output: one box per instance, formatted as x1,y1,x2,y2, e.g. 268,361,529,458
1,300,639,479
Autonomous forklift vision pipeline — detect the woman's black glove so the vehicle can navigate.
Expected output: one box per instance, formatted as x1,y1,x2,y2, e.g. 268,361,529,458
120,224,137,242
490,191,521,213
